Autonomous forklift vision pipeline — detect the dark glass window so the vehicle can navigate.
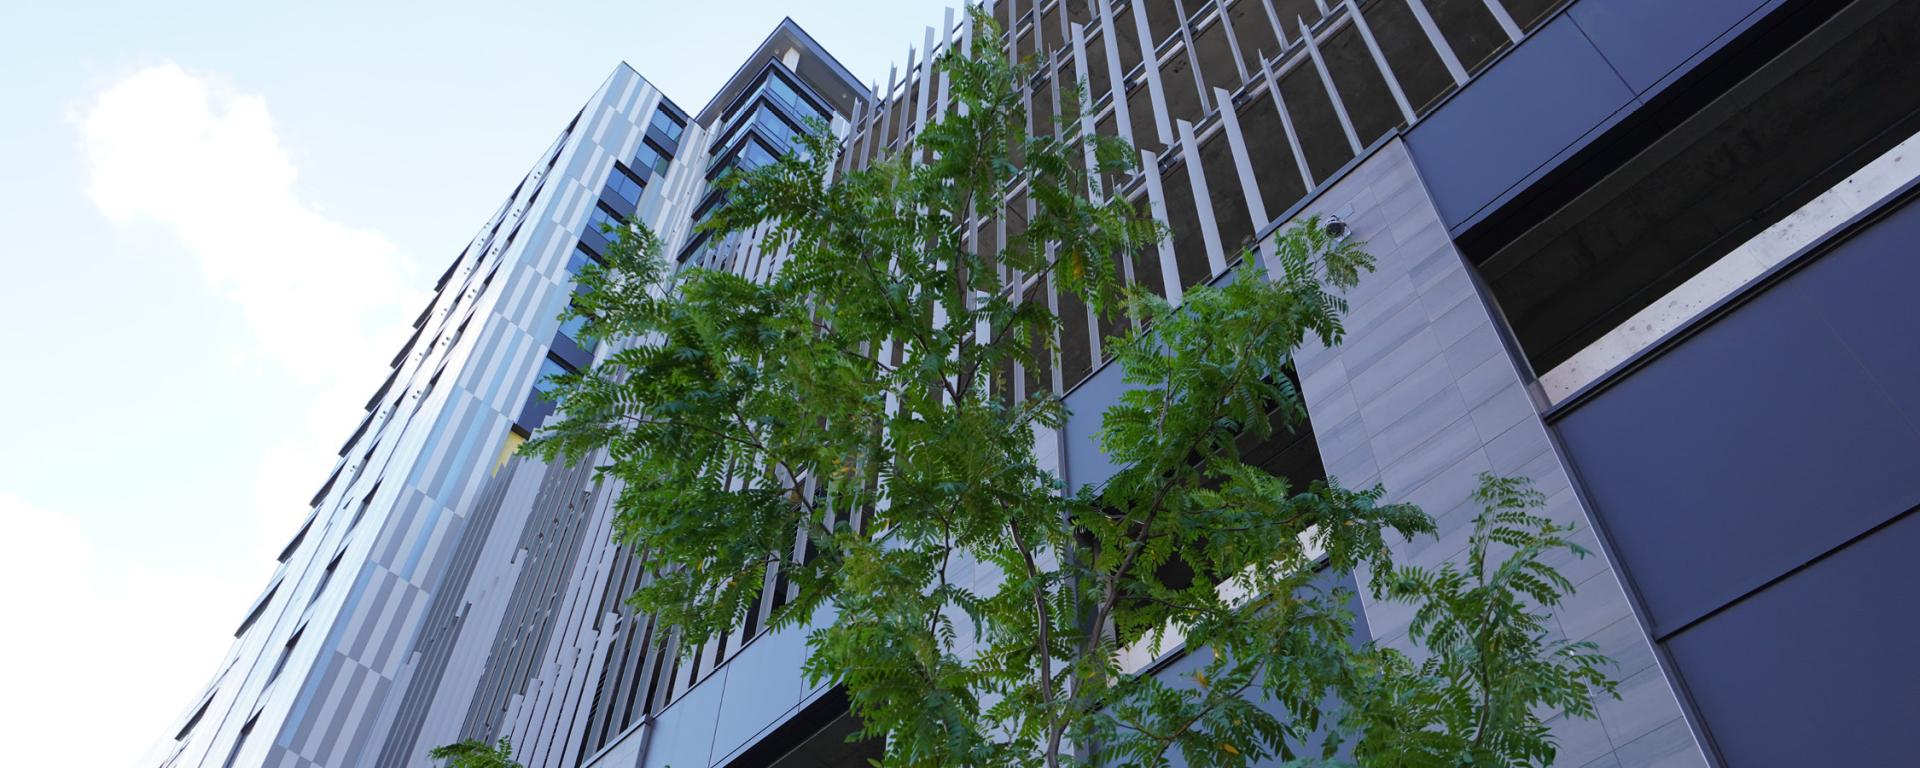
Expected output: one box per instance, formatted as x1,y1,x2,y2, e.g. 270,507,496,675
586,205,626,238
567,244,602,277
762,72,825,123
650,110,685,142
711,137,780,187
633,140,673,176
606,165,644,205
559,305,590,347
754,106,802,149
534,356,576,396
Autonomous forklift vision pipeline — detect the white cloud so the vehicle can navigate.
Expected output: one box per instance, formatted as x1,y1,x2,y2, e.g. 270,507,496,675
69,62,432,764
0,495,259,768
83,62,423,386
82,62,427,541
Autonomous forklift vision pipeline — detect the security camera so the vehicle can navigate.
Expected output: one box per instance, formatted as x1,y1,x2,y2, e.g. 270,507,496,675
1324,215,1352,242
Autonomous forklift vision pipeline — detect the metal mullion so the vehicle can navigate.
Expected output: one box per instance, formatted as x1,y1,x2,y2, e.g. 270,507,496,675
896,46,917,147
937,7,957,120
1138,149,1184,305
1097,0,1136,148
1343,0,1417,124
1404,0,1470,84
914,25,936,156
1130,0,1174,146
1216,0,1253,82
1212,85,1272,262
1482,0,1525,42
1176,119,1230,275
1299,18,1364,154
960,7,976,118
1007,0,1023,65
1261,0,1291,48
879,64,899,154
1044,266,1065,397
1173,0,1214,113
1258,53,1318,190
1046,54,1065,139
840,99,865,176
1071,22,1108,201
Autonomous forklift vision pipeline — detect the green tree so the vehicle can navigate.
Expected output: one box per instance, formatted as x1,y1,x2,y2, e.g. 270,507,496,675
428,738,521,768
525,8,1615,767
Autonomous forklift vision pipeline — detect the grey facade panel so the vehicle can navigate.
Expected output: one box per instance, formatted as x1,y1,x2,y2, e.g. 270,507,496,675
1281,139,1703,767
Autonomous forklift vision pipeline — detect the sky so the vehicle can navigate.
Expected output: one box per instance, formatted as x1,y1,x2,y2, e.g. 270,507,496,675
0,2,949,764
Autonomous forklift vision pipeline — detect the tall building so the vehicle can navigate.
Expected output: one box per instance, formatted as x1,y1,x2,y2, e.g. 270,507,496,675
158,1,1920,766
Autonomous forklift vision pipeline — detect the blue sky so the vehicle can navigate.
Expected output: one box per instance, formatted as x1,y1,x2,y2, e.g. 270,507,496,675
0,1,948,763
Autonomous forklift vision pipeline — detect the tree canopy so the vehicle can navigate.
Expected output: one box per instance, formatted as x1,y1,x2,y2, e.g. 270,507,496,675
519,9,1616,767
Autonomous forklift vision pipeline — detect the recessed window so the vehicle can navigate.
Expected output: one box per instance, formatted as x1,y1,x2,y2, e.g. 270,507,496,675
607,164,645,205
586,205,626,238
559,304,591,347
534,355,576,396
567,244,603,279
1470,0,1920,402
649,110,685,143
633,139,673,176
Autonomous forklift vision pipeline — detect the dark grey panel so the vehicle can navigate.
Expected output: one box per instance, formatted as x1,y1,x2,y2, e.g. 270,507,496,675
1555,195,1920,635
1062,359,1126,493
1406,16,1635,230
1664,508,1920,767
1568,0,1771,94
1778,197,1920,428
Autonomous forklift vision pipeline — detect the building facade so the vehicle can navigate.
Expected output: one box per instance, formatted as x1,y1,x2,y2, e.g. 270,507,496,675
159,1,1920,766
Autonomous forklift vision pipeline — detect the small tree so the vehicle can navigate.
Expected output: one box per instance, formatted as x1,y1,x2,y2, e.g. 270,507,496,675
525,8,1614,767
428,738,521,768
